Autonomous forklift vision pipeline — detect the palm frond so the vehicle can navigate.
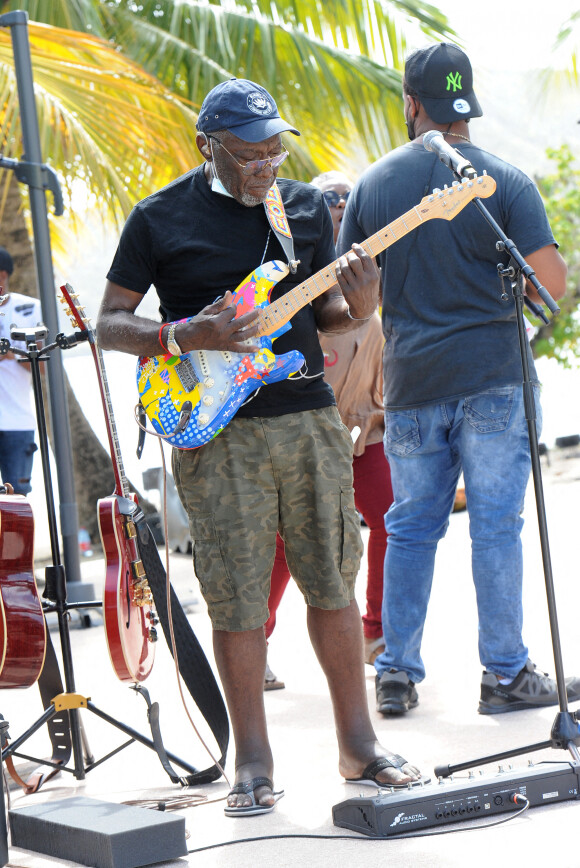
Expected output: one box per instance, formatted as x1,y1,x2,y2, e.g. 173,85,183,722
0,22,202,226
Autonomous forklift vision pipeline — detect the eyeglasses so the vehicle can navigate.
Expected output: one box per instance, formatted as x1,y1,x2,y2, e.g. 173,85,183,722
323,190,350,207
209,136,289,176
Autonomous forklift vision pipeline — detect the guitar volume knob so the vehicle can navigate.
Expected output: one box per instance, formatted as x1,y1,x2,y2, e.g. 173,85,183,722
204,377,214,387
202,395,214,406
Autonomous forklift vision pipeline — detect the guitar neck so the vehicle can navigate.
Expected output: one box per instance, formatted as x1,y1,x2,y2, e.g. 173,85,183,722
90,340,131,498
255,200,425,338
60,284,130,498
254,169,503,339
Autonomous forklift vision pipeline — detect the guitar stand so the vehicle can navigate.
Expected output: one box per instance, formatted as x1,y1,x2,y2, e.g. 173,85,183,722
1,327,201,785
434,180,580,779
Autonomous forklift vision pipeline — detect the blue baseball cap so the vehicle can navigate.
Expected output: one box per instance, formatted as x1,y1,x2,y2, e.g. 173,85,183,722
196,78,300,142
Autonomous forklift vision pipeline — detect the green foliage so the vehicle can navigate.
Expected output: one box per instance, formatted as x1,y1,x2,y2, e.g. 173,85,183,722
0,0,452,270
533,145,580,365
0,0,454,188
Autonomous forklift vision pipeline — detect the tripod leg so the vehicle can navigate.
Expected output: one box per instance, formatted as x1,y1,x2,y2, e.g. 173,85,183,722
87,701,200,778
80,716,94,765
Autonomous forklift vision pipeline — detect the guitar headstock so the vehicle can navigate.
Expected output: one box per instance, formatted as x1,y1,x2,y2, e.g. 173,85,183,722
59,283,93,337
419,173,496,222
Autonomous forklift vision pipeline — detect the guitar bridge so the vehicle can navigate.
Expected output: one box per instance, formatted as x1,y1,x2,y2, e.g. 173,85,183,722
131,574,154,607
175,358,200,392
132,588,154,607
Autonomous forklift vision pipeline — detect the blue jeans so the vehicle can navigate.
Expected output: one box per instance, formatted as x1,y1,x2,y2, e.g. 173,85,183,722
376,384,541,684
0,430,37,495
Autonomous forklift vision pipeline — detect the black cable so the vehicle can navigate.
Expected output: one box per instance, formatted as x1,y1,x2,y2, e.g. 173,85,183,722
187,797,529,853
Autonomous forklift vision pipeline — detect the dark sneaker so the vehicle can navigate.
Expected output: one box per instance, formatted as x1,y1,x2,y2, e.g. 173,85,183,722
478,658,580,714
376,670,418,715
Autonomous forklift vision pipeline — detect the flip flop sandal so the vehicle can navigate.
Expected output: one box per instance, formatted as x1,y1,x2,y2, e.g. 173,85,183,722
345,755,430,789
364,637,386,665
224,776,285,817
264,663,285,691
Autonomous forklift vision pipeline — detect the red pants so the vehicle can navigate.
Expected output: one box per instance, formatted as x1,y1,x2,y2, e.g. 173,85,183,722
265,441,393,640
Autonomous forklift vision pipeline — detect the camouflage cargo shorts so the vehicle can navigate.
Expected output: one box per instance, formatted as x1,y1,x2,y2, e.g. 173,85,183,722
172,406,363,631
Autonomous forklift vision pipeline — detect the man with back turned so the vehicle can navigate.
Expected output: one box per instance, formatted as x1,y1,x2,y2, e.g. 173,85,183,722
338,43,580,716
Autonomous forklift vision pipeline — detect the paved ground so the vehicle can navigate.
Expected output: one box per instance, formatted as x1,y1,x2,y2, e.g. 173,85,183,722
3,445,580,867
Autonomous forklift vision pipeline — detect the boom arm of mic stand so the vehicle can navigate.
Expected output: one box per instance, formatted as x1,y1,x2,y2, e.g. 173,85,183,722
470,197,559,320
444,164,559,323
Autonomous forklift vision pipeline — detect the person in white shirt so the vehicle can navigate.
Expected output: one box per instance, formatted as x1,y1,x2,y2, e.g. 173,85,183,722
0,247,41,495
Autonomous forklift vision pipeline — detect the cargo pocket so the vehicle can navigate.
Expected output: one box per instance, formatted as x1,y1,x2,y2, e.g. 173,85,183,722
339,485,363,576
189,513,236,604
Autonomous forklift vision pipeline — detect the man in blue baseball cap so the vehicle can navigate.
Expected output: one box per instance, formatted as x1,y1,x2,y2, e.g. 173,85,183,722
196,78,300,142
97,78,424,817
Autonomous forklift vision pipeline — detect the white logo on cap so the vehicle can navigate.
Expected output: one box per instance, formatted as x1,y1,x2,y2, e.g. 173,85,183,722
453,98,471,114
247,92,273,116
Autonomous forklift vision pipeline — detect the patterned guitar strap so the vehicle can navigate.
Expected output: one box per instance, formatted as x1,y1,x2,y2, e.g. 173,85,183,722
264,183,300,274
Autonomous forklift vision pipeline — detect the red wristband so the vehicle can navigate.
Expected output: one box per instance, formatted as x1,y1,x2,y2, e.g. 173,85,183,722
158,322,168,353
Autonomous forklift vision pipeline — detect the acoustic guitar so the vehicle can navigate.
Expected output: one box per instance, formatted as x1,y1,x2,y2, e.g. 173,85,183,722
0,486,46,688
59,286,157,683
137,174,497,449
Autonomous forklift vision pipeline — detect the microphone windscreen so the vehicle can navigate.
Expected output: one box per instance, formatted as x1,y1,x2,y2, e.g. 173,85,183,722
423,130,444,152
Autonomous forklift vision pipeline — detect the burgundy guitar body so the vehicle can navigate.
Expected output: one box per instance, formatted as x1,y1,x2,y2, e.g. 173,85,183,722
0,493,46,688
98,493,155,683
60,285,156,684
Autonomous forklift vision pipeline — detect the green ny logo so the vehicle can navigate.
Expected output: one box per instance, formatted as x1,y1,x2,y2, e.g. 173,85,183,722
446,71,462,92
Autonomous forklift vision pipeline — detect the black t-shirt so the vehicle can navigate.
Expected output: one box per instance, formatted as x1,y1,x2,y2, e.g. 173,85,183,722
107,166,337,417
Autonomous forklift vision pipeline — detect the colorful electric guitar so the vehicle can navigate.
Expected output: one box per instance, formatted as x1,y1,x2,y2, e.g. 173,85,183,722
60,285,157,684
137,174,497,449
0,487,46,688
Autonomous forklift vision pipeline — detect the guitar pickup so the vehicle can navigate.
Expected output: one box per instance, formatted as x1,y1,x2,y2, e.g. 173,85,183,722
131,559,147,580
125,518,137,539
175,358,200,392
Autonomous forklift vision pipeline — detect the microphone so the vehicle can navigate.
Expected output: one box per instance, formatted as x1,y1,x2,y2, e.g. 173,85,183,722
423,130,477,180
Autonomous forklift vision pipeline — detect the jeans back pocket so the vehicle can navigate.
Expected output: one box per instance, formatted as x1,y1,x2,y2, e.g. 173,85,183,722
463,386,515,434
385,409,421,456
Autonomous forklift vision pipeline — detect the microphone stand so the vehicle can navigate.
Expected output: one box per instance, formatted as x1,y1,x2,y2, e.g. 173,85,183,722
433,163,580,779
